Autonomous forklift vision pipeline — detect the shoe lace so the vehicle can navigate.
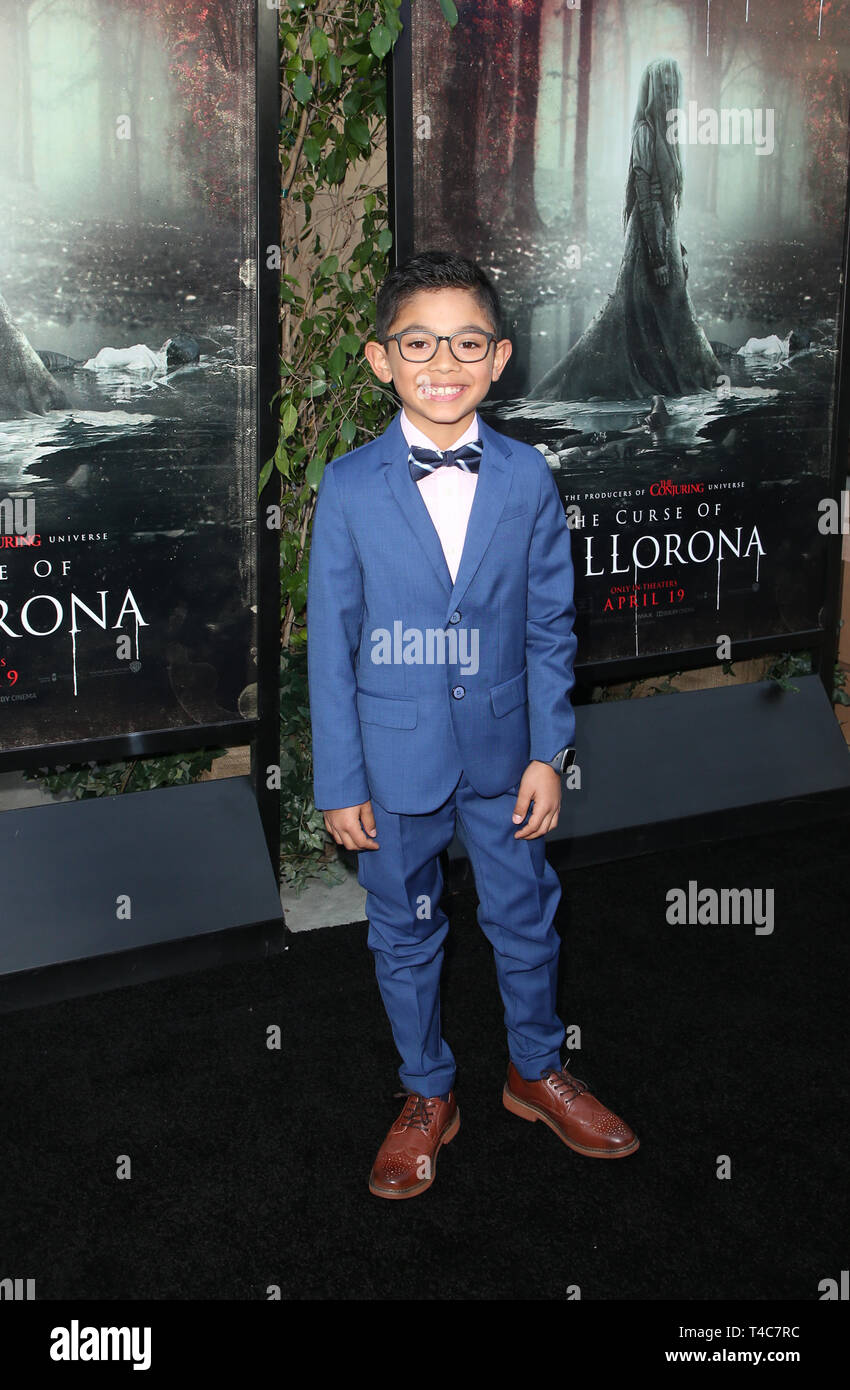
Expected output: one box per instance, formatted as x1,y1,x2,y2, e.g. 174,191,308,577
392,1090,438,1133
547,1067,589,1104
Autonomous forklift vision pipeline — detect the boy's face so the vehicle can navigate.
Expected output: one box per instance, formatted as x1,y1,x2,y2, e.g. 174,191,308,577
364,287,512,448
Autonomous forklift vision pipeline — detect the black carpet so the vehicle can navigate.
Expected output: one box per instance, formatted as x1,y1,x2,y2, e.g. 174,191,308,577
1,812,848,1302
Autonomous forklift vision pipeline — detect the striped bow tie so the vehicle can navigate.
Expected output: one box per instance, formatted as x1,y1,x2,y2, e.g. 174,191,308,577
408,439,483,484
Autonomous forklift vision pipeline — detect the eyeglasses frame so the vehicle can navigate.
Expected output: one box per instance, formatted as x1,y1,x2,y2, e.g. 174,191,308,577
382,330,499,363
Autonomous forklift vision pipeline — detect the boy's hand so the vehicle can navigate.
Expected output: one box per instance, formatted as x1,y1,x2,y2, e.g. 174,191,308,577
512,762,561,839
323,802,380,851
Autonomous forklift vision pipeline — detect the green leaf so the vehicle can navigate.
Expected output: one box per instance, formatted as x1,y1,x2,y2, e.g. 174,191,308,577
258,458,273,494
306,454,326,488
309,28,329,60
341,420,357,444
325,53,342,86
346,116,371,150
318,254,339,279
329,344,347,376
340,333,360,355
377,228,393,252
292,72,313,105
353,237,373,268
369,25,393,59
339,47,365,65
280,401,298,438
302,136,322,165
324,147,346,183
382,0,400,28
342,90,362,117
439,0,459,25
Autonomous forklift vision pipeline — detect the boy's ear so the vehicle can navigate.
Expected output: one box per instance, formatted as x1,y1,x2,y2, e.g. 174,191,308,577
491,338,513,381
364,340,393,382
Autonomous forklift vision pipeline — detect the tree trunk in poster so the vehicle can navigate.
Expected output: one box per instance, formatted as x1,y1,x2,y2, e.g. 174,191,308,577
572,0,594,241
437,0,483,247
506,1,544,236
15,0,34,185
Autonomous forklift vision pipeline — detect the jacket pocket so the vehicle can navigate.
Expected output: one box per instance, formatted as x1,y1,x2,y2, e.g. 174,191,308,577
356,688,418,729
498,502,528,523
489,666,528,718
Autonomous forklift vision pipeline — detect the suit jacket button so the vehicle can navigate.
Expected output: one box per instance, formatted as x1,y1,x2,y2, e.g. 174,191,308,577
452,686,465,699
449,611,461,624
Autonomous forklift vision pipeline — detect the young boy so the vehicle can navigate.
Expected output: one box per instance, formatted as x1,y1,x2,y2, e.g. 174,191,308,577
307,250,638,1199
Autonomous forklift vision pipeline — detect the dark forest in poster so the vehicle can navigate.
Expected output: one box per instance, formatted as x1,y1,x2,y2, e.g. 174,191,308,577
403,0,850,670
0,0,258,754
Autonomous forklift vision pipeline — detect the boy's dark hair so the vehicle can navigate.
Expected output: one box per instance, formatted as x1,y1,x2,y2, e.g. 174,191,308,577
375,250,503,343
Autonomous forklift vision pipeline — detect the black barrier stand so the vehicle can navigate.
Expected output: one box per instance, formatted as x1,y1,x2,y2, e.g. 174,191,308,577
0,3,285,1013
447,675,850,866
0,778,285,1014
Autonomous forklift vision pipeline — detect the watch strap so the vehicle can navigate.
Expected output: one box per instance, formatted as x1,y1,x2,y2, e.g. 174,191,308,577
548,746,576,775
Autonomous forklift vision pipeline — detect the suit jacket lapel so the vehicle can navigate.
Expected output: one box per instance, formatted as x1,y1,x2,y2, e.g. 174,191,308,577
382,411,513,621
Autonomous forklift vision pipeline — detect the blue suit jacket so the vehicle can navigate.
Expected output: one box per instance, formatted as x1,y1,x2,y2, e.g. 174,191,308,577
307,409,577,814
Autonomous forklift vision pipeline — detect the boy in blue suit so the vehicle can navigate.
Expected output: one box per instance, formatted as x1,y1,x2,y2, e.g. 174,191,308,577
307,251,638,1199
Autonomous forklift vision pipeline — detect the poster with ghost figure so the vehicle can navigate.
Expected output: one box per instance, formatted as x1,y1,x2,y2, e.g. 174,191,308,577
0,0,259,754
396,0,850,672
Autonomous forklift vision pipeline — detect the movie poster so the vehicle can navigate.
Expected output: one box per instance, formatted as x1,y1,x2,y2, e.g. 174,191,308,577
0,0,258,754
400,0,850,670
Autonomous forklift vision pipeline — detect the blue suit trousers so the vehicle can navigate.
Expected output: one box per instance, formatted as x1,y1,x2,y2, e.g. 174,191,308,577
357,769,566,1096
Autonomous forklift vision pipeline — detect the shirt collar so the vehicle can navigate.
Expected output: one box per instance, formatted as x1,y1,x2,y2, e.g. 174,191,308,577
400,408,480,454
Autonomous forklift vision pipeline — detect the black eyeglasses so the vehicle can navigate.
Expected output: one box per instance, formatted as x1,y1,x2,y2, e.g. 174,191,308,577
383,330,498,363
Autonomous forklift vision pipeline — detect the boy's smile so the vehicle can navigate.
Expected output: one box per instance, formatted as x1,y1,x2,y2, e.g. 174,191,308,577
364,287,512,449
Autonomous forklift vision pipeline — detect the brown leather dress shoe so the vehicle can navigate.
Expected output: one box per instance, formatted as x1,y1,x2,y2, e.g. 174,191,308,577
503,1061,639,1158
369,1089,460,1199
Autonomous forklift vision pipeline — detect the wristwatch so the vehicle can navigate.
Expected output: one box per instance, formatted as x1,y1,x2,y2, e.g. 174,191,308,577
547,746,576,775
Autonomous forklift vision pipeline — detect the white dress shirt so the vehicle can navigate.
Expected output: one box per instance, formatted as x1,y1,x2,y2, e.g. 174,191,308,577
399,409,480,584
